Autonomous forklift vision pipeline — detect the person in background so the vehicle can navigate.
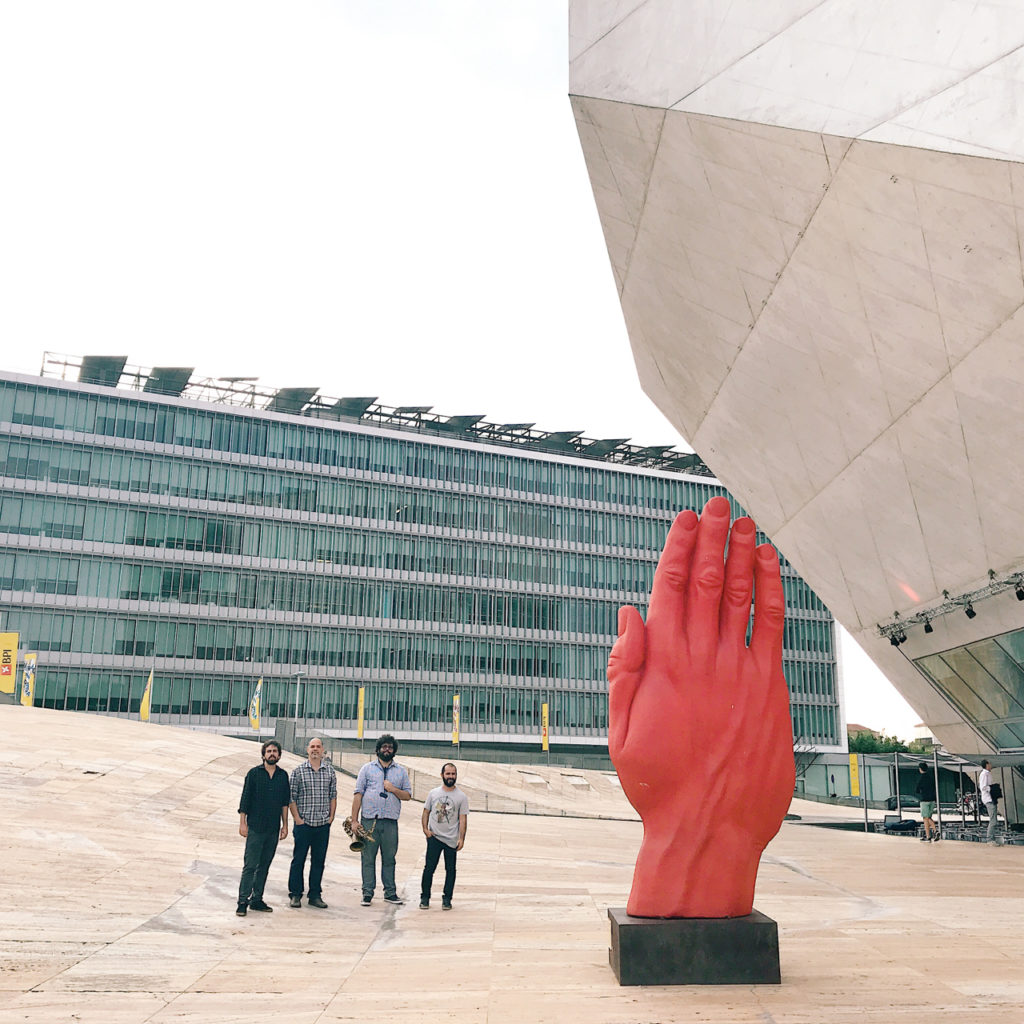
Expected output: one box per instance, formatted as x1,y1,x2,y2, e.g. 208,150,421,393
915,762,938,842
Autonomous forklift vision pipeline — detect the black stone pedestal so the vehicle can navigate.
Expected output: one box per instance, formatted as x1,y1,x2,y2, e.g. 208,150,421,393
608,907,781,986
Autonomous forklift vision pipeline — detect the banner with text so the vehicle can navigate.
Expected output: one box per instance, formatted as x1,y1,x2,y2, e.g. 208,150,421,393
357,686,365,739
0,632,18,695
541,702,549,751
452,693,461,745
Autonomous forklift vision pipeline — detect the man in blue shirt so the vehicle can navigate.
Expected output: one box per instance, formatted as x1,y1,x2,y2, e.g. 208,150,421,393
351,734,411,906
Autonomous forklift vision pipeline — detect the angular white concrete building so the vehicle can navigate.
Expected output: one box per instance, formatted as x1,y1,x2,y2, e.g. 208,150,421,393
570,1,1024,790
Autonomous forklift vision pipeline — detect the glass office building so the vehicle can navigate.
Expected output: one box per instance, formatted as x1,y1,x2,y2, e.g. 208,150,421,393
0,357,841,754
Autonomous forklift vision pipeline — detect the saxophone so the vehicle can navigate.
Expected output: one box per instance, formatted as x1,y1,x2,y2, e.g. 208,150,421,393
342,816,377,851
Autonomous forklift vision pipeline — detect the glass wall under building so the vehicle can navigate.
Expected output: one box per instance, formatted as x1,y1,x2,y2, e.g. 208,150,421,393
0,363,842,752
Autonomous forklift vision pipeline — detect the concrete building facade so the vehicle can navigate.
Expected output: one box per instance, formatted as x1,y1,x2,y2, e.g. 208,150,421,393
569,1,1024,792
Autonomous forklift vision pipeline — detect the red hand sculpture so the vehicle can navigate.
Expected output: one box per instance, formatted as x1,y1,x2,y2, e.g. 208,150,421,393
608,496,795,919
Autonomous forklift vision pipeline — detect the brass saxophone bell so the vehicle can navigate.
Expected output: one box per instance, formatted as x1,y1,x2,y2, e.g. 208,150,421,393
349,838,365,852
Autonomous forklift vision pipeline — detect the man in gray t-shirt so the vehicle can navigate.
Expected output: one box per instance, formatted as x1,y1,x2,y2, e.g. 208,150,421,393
419,762,469,910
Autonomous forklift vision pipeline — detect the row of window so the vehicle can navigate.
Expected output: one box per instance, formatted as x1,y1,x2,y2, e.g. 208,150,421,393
1,549,832,639
6,605,832,693
791,703,839,747
4,379,707,508
8,608,612,679
1,494,664,590
3,450,708,555
31,672,609,731
1,494,660,589
2,435,718,544
28,666,832,743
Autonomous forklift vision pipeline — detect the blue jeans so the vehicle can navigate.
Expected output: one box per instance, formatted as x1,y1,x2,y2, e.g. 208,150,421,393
289,822,331,899
421,835,457,902
238,828,279,904
986,802,999,841
360,817,399,899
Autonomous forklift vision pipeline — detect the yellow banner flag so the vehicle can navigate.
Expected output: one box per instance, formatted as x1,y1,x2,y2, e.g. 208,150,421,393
248,678,262,731
357,686,365,739
20,653,37,707
452,693,461,745
0,632,18,695
541,702,549,752
140,669,154,722
849,753,861,797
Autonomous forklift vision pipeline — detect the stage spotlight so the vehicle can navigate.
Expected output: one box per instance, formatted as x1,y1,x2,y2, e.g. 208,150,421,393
923,619,934,634
898,631,908,644
1016,585,1024,601
889,634,901,647
965,602,976,619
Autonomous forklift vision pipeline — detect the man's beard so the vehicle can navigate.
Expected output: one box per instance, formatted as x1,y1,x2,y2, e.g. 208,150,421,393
379,751,394,763
443,777,456,788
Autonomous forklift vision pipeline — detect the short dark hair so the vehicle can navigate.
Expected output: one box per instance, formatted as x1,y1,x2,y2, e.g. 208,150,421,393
261,740,282,757
441,762,457,775
376,733,398,755
982,759,991,769
918,762,927,771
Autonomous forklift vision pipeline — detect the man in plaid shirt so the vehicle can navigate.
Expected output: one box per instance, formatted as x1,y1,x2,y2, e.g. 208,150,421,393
287,737,337,908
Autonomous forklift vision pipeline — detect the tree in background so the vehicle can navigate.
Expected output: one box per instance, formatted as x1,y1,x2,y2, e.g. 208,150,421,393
849,731,909,754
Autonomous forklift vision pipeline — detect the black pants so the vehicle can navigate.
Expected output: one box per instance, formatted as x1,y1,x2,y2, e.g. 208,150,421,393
421,835,458,901
288,822,331,899
238,828,279,905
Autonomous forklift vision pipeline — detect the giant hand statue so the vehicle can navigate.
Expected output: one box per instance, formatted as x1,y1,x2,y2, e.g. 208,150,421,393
608,496,795,918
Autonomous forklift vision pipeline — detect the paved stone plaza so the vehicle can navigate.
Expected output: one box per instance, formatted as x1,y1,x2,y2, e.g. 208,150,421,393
2,705,1023,1023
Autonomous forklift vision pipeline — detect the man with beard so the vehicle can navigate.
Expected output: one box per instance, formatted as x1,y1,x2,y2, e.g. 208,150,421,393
236,740,291,916
288,737,337,908
351,734,411,906
419,762,468,911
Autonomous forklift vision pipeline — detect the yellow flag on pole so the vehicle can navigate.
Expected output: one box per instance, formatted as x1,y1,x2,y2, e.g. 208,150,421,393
452,693,461,745
140,669,154,722
356,686,365,739
20,653,37,707
248,678,263,731
0,632,18,695
541,702,549,751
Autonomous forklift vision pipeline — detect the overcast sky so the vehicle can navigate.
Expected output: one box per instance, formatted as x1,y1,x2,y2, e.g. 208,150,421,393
0,1,921,738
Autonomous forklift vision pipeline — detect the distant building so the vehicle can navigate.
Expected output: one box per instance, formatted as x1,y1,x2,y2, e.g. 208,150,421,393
0,356,841,756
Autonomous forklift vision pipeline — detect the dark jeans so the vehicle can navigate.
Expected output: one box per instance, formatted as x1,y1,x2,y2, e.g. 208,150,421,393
360,817,399,899
238,828,279,905
421,835,458,902
288,822,331,899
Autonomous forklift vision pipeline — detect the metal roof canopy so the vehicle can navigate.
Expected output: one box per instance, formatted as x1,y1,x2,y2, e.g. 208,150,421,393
265,387,318,414
144,366,194,396
586,438,630,456
39,353,715,477
79,355,127,387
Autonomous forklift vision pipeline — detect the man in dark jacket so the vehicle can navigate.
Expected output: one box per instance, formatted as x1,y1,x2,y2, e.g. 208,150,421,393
915,762,938,842
237,740,291,915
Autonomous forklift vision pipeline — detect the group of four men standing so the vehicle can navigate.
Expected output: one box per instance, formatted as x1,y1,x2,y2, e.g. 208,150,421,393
236,734,468,915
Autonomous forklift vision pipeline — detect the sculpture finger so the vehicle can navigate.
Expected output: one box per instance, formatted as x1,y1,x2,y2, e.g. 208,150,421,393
749,542,785,666
607,605,645,757
685,495,731,659
719,516,756,648
645,509,698,643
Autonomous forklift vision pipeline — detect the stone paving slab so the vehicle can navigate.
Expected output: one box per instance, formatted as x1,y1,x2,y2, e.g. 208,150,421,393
3,705,1024,1024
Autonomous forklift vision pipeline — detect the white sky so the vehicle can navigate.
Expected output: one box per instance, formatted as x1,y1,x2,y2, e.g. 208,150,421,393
0,1,921,739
